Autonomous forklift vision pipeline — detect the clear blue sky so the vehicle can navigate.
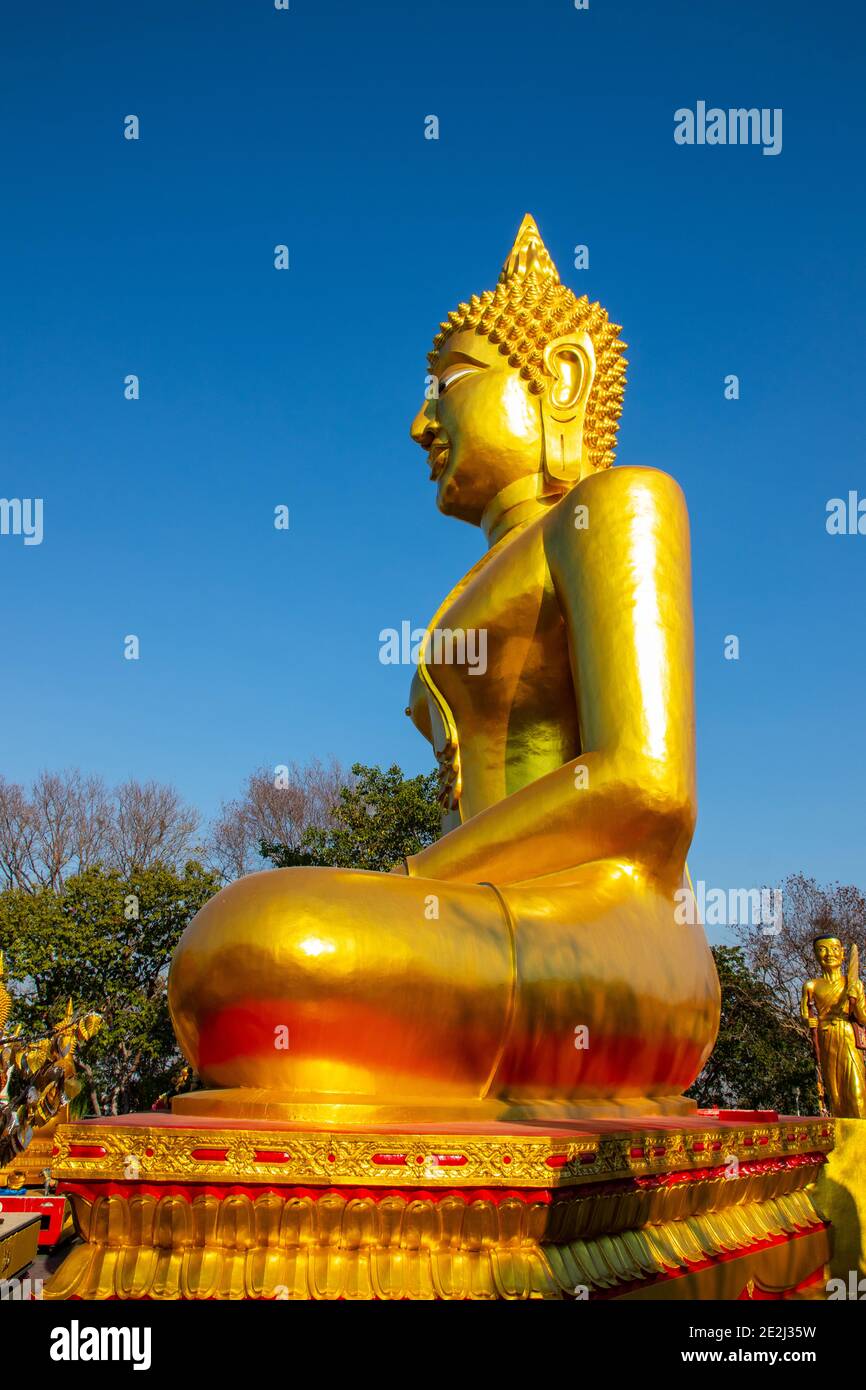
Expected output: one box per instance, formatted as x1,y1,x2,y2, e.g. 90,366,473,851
1,0,864,919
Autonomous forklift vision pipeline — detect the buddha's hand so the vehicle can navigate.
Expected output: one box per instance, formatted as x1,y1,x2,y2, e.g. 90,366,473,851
849,979,866,1023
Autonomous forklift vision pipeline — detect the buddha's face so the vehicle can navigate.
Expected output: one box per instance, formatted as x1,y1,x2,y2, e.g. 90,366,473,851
814,938,844,972
410,330,543,525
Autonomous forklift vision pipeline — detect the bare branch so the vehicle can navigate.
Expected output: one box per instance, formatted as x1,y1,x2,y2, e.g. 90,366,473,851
207,759,343,879
107,779,201,875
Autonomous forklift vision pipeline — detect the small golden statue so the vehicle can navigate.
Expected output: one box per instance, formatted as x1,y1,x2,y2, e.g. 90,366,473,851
801,937,866,1119
0,952,102,1178
169,215,720,1124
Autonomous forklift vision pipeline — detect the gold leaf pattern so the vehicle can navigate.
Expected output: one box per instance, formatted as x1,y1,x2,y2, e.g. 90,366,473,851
49,1116,833,1189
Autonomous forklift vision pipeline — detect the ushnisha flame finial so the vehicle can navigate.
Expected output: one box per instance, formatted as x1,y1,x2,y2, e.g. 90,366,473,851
429,214,627,471
498,213,561,286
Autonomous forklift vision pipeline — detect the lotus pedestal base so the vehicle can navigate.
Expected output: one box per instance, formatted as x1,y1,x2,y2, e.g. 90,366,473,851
44,1110,833,1301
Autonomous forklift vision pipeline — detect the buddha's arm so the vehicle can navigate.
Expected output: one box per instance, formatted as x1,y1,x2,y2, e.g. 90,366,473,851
406,467,696,886
801,982,816,1025
849,981,866,1026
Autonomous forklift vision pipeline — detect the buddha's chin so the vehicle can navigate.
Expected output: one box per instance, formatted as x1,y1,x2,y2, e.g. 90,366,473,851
436,484,481,526
436,462,484,525
435,471,459,516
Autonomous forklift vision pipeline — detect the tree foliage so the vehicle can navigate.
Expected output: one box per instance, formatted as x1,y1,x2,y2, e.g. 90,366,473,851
262,763,441,872
688,946,818,1113
0,861,219,1116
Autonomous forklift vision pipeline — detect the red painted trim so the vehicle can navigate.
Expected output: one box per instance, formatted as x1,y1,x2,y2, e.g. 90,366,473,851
545,1151,598,1168
57,1151,827,1211
697,1109,779,1121
58,1179,560,1205
633,1152,826,1192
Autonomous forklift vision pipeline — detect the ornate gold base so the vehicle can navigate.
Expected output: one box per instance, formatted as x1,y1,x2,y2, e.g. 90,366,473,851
44,1112,834,1301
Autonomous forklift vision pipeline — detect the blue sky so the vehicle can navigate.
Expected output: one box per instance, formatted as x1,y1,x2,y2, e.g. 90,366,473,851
1,0,864,924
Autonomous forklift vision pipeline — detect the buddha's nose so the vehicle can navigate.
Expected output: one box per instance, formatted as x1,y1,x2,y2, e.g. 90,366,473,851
410,402,439,451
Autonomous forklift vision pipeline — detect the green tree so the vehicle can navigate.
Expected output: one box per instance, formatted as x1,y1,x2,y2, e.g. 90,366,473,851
0,861,219,1116
262,763,440,872
688,946,818,1113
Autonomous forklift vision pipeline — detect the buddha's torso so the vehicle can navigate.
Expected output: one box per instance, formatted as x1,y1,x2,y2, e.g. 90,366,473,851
812,977,852,1023
409,505,579,825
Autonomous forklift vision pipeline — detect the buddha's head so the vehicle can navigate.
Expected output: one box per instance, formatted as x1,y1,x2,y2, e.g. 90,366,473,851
410,214,627,528
813,936,845,973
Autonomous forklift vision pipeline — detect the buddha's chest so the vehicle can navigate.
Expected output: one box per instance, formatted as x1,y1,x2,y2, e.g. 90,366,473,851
413,524,579,816
815,981,849,1019
428,532,563,705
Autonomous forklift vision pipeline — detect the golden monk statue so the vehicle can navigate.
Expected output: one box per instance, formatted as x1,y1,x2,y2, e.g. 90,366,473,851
169,215,720,1124
801,937,866,1119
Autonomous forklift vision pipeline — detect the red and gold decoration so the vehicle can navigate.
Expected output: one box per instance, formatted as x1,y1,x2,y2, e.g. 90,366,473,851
46,1112,831,1300
0,954,101,1178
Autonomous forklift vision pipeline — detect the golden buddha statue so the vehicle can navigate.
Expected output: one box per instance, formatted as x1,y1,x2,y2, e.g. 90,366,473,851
169,214,720,1125
801,937,866,1119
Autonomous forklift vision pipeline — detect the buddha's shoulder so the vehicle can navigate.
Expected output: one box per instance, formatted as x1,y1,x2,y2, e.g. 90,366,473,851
546,466,689,551
566,464,687,517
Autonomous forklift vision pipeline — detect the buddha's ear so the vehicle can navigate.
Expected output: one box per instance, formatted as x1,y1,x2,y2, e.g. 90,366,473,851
540,332,596,489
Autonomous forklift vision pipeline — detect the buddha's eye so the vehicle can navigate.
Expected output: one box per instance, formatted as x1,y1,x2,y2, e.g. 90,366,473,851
438,366,478,396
